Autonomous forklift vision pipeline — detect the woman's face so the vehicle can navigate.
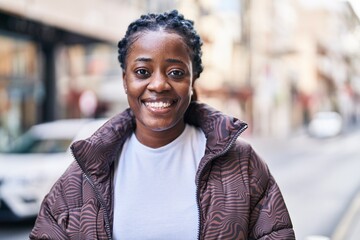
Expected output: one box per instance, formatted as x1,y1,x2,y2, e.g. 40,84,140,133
123,30,194,144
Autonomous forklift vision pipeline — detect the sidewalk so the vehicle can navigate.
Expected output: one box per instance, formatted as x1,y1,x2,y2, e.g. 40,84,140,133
332,190,360,240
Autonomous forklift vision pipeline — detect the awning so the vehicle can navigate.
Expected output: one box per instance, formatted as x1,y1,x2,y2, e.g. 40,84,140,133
0,0,141,43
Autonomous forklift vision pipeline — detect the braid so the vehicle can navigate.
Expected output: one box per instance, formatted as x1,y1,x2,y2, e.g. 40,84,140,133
117,10,203,80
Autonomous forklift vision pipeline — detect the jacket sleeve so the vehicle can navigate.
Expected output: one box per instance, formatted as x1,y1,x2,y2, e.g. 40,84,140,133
29,166,74,239
29,194,69,239
247,147,296,240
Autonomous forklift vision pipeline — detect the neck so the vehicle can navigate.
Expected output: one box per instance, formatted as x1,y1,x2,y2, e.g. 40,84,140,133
135,122,186,148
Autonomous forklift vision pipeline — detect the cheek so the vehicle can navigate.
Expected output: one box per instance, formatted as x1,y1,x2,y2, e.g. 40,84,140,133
127,90,141,105
180,83,193,98
125,79,144,96
178,87,192,109
125,86,141,109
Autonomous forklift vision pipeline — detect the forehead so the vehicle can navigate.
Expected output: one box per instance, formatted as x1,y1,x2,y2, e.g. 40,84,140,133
128,30,190,58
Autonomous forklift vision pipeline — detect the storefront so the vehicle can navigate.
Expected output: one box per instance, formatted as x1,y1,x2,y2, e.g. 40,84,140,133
0,32,41,148
0,10,114,148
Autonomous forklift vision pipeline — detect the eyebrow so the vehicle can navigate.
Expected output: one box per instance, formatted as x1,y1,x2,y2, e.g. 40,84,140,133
166,58,185,64
135,57,152,62
134,57,185,65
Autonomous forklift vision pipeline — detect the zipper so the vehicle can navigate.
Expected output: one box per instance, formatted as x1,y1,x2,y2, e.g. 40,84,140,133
196,123,248,240
71,149,113,240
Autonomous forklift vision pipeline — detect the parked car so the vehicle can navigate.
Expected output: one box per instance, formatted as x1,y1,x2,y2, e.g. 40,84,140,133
0,119,93,221
73,118,109,142
308,111,343,138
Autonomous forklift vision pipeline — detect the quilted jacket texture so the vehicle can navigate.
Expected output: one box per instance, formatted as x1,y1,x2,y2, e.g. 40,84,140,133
30,102,295,239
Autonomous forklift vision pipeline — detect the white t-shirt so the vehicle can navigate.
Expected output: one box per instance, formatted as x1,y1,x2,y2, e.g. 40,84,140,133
113,124,206,240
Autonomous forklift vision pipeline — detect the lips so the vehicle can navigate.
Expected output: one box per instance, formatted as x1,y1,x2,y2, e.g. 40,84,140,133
142,99,178,111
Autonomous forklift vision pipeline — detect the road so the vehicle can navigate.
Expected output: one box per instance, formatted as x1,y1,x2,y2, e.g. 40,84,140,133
1,127,359,240
0,219,34,240
245,127,360,240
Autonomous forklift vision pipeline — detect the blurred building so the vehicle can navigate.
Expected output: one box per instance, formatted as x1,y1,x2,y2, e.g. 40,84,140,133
235,0,360,137
178,0,360,137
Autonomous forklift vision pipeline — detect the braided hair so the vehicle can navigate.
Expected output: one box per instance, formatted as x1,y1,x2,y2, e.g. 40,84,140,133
117,10,203,80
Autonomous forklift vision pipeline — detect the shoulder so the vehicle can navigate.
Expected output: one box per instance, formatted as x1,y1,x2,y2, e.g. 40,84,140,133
228,138,272,187
42,161,84,215
230,138,267,167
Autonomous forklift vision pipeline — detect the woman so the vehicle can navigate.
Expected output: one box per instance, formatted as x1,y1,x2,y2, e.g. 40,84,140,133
30,10,295,240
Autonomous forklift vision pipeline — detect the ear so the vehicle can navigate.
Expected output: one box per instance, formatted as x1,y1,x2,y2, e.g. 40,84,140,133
191,75,197,86
122,71,128,94
191,80,198,102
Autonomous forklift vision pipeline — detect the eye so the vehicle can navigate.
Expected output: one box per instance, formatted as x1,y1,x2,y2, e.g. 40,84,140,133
135,68,150,78
168,69,185,78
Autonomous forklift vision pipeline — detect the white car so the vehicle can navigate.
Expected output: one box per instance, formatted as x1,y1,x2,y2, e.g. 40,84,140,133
73,118,109,142
0,119,93,221
308,111,343,138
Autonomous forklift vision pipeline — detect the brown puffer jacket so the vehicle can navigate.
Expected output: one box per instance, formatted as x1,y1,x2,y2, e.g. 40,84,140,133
30,102,295,240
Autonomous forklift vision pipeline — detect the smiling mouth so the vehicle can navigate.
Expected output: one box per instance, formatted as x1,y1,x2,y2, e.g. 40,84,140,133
143,100,177,110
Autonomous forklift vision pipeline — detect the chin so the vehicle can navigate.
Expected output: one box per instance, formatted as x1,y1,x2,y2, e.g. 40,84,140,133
147,123,176,132
145,119,183,132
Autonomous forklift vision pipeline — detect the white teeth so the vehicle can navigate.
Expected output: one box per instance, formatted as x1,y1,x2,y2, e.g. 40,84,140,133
145,101,172,108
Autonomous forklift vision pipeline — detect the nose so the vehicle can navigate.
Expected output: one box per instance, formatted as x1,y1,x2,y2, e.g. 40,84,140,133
147,72,171,92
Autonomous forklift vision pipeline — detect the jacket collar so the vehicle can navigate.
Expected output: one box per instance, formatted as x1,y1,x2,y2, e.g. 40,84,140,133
185,102,248,180
185,102,247,155
71,108,135,181
71,102,248,180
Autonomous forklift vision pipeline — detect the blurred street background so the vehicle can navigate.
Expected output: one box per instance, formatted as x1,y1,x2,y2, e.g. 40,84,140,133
1,0,360,239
